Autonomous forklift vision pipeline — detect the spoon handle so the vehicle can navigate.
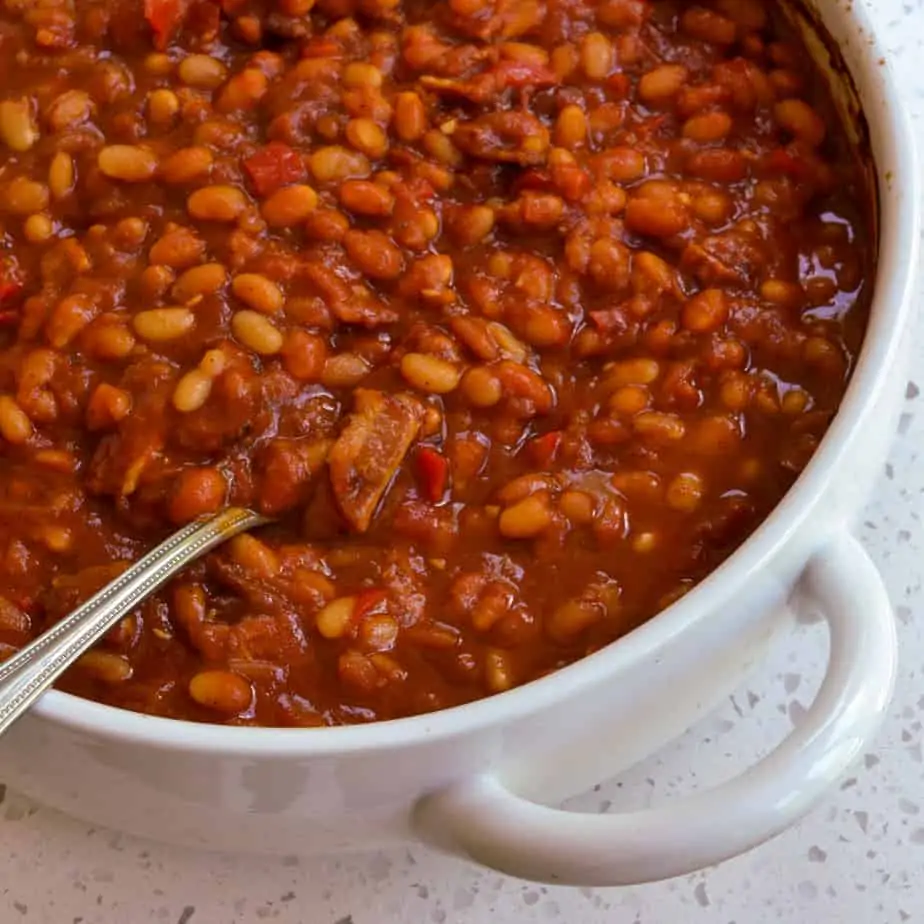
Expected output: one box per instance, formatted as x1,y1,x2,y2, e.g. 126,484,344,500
0,507,269,737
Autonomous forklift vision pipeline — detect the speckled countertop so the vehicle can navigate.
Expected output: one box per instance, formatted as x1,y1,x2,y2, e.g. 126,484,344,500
2,1,924,921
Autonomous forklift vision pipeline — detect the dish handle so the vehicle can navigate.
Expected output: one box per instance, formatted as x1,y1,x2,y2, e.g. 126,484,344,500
414,533,897,886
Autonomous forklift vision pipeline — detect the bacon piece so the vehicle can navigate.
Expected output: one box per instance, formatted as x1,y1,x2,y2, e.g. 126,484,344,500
42,564,130,622
420,59,557,103
452,112,550,166
681,232,767,287
328,390,424,532
254,437,331,516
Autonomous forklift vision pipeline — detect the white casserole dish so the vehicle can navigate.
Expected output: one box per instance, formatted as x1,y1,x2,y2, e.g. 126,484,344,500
0,0,918,887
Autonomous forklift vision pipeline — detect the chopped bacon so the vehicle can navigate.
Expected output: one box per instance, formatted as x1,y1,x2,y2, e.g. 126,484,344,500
420,59,556,103
328,390,424,533
329,293,399,328
589,307,630,334
452,111,550,166
255,438,331,517
681,232,766,288
0,595,30,639
243,142,308,197
447,0,547,41
300,262,399,327
209,557,278,613
42,564,131,623
86,428,164,498
493,59,557,89
301,37,343,59
229,612,311,665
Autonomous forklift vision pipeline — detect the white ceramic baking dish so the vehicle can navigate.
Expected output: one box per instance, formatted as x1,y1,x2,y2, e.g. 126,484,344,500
0,0,918,887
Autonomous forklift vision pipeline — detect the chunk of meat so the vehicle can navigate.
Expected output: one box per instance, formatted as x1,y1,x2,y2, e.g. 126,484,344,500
401,26,489,76
0,595,30,640
87,425,164,497
254,437,332,516
227,611,311,664
208,556,281,613
42,563,131,622
299,262,399,327
452,112,550,165
173,367,261,453
328,390,424,533
447,0,547,40
421,60,557,103
681,230,767,287
329,291,399,327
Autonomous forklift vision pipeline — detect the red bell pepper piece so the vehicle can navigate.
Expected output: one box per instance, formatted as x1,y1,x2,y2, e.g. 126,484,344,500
513,168,554,196
301,38,343,59
416,446,450,502
0,259,24,324
606,73,631,100
354,588,388,621
764,146,813,181
0,278,22,304
144,0,190,50
526,430,562,467
243,142,308,197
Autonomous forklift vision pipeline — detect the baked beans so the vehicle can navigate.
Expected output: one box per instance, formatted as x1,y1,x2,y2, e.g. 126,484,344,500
0,0,872,727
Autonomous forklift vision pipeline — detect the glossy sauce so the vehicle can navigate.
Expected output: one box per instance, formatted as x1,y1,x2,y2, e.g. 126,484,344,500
0,0,873,725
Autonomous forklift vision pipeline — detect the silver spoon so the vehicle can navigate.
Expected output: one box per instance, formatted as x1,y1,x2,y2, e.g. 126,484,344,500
0,507,269,737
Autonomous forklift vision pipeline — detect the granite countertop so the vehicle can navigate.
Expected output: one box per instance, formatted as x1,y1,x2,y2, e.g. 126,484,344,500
2,1,923,921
